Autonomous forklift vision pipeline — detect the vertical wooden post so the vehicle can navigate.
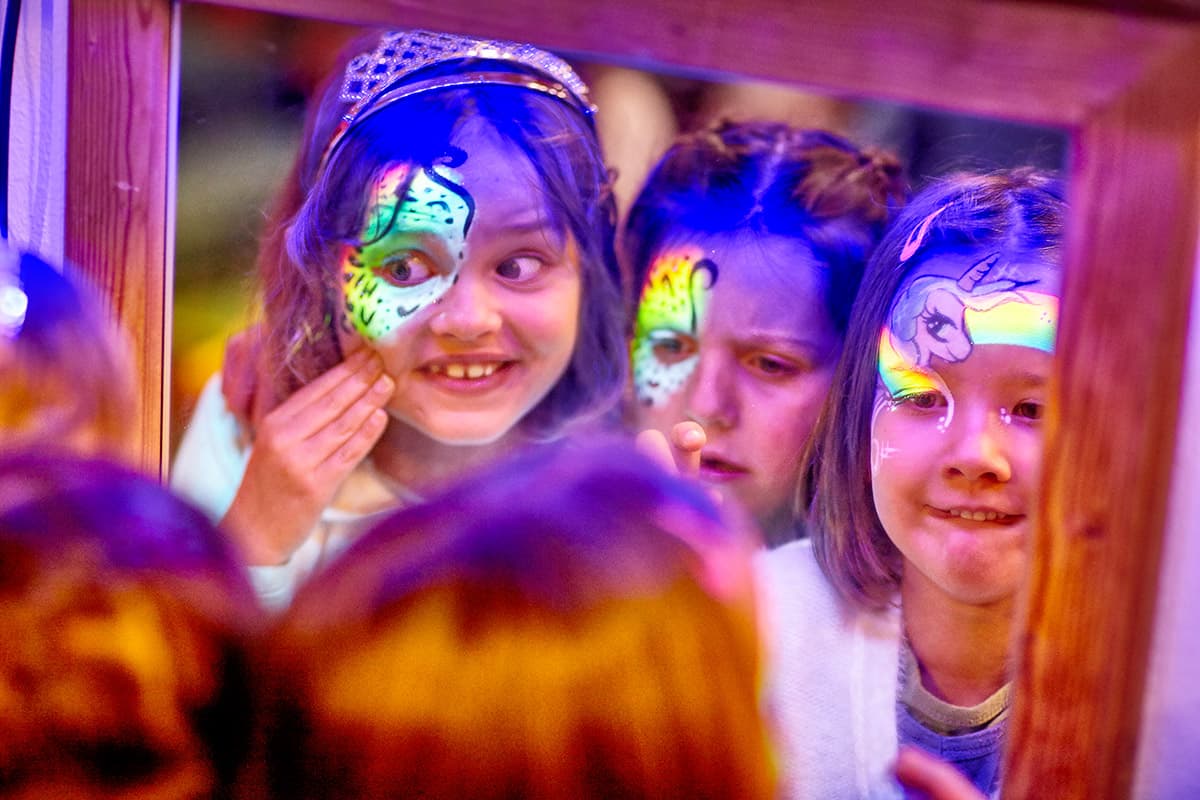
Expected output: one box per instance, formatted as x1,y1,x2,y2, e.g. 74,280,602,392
65,0,175,477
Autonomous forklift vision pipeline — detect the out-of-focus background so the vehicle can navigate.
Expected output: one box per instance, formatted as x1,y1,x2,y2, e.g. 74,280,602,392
173,5,1068,456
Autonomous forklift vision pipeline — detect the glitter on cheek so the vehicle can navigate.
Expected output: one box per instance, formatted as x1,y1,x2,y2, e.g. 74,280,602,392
999,407,1013,425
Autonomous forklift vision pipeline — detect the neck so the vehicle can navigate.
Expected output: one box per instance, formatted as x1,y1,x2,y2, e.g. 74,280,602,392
900,571,1016,706
370,418,525,496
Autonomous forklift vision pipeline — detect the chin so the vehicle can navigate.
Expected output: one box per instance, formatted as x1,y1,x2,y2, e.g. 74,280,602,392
394,409,523,447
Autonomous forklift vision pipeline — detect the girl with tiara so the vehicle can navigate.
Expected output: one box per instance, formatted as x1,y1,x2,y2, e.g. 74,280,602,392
171,29,625,609
759,170,1065,798
624,120,905,544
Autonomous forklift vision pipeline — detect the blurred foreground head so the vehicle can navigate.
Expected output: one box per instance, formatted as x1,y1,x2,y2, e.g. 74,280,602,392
0,453,262,798
259,437,774,799
0,246,136,461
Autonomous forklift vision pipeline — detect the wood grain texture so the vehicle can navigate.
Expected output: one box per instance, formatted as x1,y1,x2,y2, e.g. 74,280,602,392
75,0,1200,795
1004,40,1200,796
191,0,1195,126
66,0,175,478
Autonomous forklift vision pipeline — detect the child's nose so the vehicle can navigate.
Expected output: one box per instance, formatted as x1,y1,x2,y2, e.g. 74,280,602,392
428,273,502,340
684,352,738,430
942,408,1012,483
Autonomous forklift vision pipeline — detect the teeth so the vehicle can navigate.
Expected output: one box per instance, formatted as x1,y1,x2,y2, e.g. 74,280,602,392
948,508,1009,521
435,363,499,379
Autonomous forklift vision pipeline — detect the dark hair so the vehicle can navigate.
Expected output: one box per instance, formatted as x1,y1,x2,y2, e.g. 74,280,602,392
259,32,625,438
801,168,1067,610
0,453,261,796
623,119,906,334
254,437,773,799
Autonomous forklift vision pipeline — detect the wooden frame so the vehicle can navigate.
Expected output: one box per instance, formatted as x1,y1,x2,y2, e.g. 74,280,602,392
65,1,1200,796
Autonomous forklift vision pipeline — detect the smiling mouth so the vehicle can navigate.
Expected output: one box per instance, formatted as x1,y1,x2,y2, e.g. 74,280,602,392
425,361,510,380
933,506,1022,523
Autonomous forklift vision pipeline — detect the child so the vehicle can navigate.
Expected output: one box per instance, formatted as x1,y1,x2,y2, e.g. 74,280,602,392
171,29,626,609
624,120,905,544
0,244,135,461
248,437,774,799
0,452,261,797
759,170,1064,798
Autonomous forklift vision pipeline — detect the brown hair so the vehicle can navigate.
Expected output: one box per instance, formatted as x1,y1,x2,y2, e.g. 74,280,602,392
623,119,906,334
801,168,1067,611
252,438,774,799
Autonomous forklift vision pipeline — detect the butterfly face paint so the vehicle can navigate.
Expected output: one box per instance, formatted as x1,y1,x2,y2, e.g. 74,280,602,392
630,246,719,407
341,156,475,342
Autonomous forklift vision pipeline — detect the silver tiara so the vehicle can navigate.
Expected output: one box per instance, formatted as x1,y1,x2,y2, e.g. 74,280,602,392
0,245,27,339
321,29,596,170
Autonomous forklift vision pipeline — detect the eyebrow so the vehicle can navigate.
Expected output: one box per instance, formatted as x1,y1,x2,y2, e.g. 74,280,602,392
737,330,833,353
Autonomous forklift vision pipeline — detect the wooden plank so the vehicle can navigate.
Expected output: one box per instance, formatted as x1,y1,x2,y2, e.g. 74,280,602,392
188,0,1194,127
1004,39,1200,796
65,0,175,477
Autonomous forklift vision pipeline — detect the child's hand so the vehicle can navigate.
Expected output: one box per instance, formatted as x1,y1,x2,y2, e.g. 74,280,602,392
220,347,392,566
635,421,706,478
893,746,987,800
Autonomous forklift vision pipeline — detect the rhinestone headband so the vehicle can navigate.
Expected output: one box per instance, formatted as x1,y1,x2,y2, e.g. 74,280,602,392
0,245,27,339
320,29,597,172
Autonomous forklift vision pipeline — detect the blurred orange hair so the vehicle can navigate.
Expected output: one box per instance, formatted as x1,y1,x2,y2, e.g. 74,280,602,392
254,438,776,799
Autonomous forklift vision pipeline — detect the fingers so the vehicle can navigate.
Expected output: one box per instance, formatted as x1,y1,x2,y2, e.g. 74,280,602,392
635,428,679,475
268,348,382,434
893,746,987,800
306,372,394,467
670,420,706,477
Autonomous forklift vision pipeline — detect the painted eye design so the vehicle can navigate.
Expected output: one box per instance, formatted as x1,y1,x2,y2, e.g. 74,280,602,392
894,390,947,410
378,252,437,287
1012,399,1044,420
920,309,956,342
647,330,696,364
496,256,545,283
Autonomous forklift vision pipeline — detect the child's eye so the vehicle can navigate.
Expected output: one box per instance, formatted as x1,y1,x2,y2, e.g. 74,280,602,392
894,390,947,410
745,354,799,378
378,252,437,287
1012,399,1044,420
496,256,545,283
647,330,697,364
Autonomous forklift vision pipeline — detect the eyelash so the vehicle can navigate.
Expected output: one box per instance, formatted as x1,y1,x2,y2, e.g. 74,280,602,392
377,252,439,287
745,354,800,378
891,390,947,411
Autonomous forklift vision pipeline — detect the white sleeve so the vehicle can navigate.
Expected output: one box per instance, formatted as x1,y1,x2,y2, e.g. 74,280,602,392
169,373,249,522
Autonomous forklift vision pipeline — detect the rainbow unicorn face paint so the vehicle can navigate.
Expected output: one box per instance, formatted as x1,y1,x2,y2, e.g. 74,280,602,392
630,246,719,407
879,251,1059,398
341,159,475,342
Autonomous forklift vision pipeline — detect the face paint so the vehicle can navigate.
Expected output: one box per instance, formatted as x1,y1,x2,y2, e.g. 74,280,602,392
630,246,719,407
885,252,1060,369
341,157,476,342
